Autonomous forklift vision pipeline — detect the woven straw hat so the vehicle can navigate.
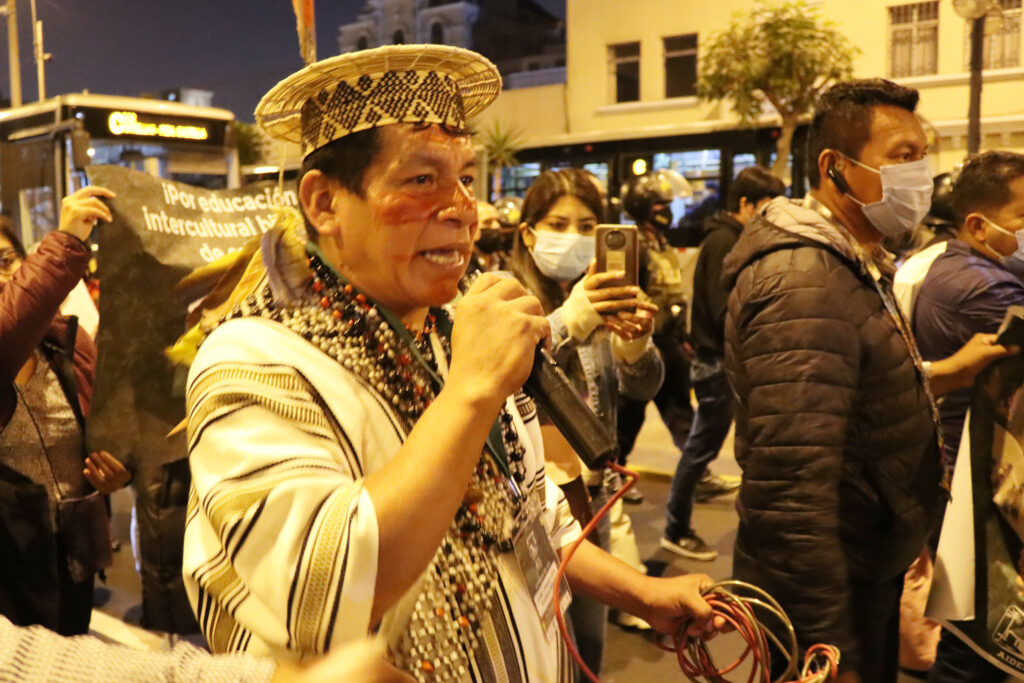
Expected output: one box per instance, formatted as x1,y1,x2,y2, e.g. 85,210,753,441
255,44,502,157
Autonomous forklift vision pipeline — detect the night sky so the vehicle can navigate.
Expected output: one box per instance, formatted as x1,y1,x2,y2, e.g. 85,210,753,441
0,0,366,121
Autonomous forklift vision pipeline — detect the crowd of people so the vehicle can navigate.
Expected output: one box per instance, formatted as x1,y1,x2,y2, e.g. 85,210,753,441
4,40,1024,683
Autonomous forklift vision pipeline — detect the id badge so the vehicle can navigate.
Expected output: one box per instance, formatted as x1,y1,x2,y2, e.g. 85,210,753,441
512,511,572,640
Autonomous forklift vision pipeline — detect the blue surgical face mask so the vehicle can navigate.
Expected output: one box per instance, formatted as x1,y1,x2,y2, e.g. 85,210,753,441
528,228,595,281
982,216,1024,276
842,155,933,238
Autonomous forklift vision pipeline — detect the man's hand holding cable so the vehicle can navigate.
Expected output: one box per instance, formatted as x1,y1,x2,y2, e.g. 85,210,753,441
634,573,724,639
563,541,725,641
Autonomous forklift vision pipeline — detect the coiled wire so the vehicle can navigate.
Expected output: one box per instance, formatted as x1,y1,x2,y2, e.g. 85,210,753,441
553,463,840,683
660,579,840,683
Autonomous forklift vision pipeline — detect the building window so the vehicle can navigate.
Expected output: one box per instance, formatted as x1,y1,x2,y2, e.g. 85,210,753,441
430,22,444,44
609,42,640,103
889,2,939,77
501,162,542,197
963,0,1022,69
664,34,698,98
393,29,405,45
356,35,369,51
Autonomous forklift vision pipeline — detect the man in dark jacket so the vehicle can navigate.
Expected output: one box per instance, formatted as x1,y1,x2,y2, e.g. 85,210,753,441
661,166,784,561
723,78,1011,682
915,152,1024,472
912,151,1024,682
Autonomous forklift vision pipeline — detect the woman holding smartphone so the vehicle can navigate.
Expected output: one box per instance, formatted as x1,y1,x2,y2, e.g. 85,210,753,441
506,168,664,676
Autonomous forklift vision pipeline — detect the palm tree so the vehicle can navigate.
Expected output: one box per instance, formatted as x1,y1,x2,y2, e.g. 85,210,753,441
233,122,266,167
478,119,522,201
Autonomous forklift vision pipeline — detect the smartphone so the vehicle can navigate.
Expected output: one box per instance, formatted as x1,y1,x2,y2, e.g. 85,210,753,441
595,224,639,288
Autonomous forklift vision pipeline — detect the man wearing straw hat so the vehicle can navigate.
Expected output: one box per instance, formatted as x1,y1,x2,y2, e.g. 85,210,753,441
180,44,719,680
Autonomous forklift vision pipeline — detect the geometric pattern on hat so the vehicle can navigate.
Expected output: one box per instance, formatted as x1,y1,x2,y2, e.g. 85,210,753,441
255,44,502,157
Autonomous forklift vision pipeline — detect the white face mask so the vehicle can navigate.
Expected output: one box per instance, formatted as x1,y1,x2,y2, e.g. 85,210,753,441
842,156,933,238
528,228,595,281
982,216,1024,276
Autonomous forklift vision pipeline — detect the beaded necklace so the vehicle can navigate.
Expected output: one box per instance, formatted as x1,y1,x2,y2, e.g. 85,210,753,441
220,251,533,681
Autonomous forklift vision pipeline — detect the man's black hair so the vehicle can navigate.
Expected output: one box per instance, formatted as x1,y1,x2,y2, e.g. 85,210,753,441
298,128,381,239
951,151,1024,224
725,166,786,213
300,127,382,200
805,78,920,189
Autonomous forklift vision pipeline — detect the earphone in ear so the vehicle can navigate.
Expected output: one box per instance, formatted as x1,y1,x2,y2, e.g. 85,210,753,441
827,165,851,195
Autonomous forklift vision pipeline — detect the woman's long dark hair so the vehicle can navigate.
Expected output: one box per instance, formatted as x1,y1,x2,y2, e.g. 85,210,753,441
508,169,605,314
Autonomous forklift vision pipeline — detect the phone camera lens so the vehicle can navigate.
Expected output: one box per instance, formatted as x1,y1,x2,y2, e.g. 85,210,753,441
605,230,626,249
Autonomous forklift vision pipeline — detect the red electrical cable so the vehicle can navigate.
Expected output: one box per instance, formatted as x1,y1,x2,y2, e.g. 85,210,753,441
553,463,635,683
552,462,841,683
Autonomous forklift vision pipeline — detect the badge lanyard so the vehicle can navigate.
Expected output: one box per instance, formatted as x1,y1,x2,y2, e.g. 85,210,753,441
805,200,948,488
306,244,515,479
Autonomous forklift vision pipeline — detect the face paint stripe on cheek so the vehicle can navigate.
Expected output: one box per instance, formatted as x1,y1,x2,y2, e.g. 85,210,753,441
374,187,440,224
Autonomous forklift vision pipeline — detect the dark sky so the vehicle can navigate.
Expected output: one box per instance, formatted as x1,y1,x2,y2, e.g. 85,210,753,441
0,0,367,121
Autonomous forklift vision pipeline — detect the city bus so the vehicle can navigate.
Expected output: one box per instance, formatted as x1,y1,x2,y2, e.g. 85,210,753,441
0,93,238,246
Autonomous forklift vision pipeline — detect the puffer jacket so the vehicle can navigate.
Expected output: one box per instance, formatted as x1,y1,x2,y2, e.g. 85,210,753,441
722,197,942,668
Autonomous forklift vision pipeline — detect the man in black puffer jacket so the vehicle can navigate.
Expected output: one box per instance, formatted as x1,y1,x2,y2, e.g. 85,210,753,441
723,79,1013,683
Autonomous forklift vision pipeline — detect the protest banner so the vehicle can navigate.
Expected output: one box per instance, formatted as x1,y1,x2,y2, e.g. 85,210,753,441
84,165,298,469
929,353,1024,675
81,165,299,632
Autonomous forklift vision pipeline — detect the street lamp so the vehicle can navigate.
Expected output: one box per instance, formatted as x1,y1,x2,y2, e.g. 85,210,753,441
27,0,51,101
0,0,21,106
952,0,1004,155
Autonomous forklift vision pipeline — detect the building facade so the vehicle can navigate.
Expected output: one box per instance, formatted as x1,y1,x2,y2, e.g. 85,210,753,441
338,0,479,53
474,0,1024,232
337,0,566,84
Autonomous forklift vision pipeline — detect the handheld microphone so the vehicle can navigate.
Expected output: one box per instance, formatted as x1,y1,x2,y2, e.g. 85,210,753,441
458,270,620,469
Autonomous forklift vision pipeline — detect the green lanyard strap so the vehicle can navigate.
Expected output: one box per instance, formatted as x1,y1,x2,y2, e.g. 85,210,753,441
306,244,514,478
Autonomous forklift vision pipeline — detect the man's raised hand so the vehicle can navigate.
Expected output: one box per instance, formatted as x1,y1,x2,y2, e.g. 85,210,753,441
448,273,549,406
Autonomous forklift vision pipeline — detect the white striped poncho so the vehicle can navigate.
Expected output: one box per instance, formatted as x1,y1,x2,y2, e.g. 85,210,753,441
182,316,581,682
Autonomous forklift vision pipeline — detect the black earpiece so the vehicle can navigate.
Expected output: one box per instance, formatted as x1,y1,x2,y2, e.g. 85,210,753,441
827,165,851,195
